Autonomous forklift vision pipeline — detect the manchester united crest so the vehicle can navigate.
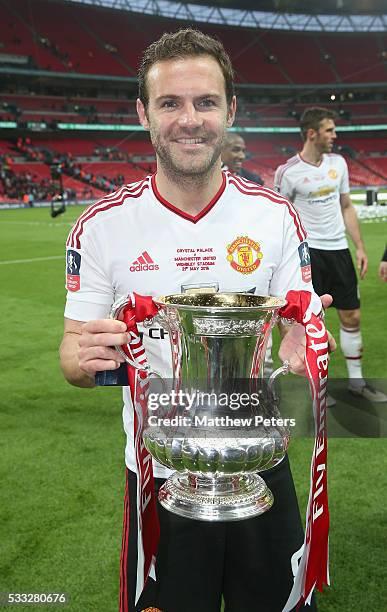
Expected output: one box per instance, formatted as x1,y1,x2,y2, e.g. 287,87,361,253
226,236,263,274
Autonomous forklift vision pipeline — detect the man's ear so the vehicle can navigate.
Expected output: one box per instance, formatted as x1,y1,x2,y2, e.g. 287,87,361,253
226,95,237,128
137,98,150,130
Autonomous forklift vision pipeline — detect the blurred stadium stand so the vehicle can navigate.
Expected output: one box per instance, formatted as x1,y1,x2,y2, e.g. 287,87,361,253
0,0,386,204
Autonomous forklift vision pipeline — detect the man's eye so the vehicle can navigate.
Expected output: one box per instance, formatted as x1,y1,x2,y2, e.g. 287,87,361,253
162,100,177,108
200,99,215,107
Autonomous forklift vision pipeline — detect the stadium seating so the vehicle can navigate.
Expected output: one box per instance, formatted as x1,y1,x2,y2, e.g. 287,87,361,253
318,33,387,83
358,157,387,181
0,2,64,71
338,136,387,154
9,162,50,179
60,174,105,199
262,32,335,84
1,0,385,87
1,0,385,203
345,158,385,187
0,140,16,154
4,92,384,128
2,130,385,201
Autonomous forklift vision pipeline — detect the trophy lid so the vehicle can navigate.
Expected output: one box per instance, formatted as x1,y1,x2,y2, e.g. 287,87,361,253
154,292,286,312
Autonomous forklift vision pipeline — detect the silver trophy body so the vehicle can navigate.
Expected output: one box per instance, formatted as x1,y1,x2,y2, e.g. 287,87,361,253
140,292,289,521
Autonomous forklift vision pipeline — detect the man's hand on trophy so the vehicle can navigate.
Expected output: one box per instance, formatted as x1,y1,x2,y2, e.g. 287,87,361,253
78,319,128,376
278,322,306,375
320,293,337,355
278,293,336,376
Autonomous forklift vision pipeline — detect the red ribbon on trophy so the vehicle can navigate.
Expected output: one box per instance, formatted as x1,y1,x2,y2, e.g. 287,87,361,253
280,290,330,611
120,292,160,605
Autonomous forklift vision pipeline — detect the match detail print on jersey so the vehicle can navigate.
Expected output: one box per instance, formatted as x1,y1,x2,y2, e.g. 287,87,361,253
174,247,217,272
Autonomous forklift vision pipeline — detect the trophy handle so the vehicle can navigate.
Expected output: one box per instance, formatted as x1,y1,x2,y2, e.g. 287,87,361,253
114,342,164,387
114,343,150,372
268,360,290,397
109,296,162,379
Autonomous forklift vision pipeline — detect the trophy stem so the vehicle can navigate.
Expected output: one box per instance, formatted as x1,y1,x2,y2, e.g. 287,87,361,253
158,473,274,521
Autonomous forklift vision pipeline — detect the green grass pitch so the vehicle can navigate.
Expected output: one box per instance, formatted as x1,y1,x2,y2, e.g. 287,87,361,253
0,206,386,611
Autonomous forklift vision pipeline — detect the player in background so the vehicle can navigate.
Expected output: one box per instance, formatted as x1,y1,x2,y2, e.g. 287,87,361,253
221,132,264,185
275,107,387,404
379,246,387,282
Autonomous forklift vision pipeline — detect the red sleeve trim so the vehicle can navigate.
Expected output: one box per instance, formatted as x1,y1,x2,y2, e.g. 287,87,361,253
67,179,149,249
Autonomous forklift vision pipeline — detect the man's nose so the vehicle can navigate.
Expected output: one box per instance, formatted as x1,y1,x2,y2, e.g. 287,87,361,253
178,103,203,127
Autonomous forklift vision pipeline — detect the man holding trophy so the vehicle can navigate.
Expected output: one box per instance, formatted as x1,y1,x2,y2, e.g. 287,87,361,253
60,29,333,612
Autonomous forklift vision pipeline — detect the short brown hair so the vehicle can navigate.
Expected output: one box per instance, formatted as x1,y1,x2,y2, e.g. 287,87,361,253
300,107,337,140
138,28,235,109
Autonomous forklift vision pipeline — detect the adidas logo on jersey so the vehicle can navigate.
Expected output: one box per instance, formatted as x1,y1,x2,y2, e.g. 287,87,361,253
130,250,159,272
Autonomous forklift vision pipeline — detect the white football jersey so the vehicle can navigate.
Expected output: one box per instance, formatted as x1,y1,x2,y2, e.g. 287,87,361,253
65,170,320,477
274,153,350,250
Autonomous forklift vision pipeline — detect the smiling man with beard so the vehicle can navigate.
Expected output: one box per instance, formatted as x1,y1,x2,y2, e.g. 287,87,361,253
59,29,331,612
136,38,236,210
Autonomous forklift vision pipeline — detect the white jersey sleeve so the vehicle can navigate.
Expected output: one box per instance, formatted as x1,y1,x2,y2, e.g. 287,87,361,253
274,162,295,201
339,157,350,194
269,202,321,314
64,223,114,322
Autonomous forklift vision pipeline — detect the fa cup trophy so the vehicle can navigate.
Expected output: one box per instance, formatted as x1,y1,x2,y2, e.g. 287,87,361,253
114,292,290,521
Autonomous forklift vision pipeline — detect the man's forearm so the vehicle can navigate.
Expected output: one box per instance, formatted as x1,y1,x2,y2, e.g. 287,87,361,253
342,205,364,249
59,332,95,388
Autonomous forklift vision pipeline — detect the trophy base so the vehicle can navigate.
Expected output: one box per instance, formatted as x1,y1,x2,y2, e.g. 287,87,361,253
158,472,274,521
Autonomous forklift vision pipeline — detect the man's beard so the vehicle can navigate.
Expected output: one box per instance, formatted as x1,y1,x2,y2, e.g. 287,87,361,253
150,127,224,180
318,141,332,154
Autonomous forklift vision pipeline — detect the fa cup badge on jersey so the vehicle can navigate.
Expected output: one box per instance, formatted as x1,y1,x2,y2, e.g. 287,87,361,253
298,241,312,283
226,236,263,275
66,249,81,292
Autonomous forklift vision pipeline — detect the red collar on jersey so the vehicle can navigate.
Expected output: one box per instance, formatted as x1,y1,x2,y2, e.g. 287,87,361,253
151,171,226,224
299,153,323,168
